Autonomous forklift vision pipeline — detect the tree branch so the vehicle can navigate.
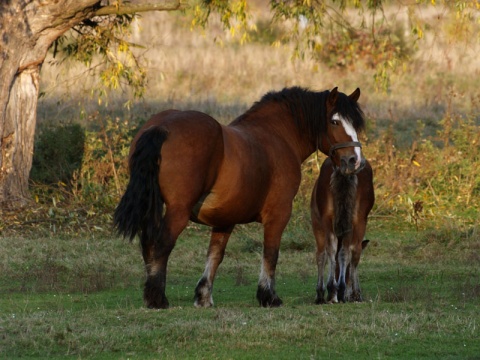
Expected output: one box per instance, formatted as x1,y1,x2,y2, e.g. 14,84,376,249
94,1,188,17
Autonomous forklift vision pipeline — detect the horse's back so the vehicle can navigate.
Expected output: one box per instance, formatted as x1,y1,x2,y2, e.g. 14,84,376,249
131,110,222,153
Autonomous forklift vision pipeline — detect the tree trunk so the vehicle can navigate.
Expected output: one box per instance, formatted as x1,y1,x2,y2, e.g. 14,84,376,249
0,0,101,208
1,68,40,207
0,0,184,208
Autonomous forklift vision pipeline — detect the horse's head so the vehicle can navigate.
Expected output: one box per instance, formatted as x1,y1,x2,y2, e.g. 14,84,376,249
323,87,365,175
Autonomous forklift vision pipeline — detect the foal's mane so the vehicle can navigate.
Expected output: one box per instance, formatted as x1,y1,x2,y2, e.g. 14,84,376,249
232,87,365,141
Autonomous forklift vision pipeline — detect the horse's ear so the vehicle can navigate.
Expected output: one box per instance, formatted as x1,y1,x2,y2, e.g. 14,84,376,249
327,87,339,108
349,88,361,102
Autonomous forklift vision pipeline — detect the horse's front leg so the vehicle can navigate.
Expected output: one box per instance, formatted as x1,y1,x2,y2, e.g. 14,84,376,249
194,226,235,308
256,217,290,307
142,209,189,309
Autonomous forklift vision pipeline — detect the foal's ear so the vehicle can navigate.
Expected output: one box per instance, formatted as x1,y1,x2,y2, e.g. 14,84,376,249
327,87,339,108
349,88,361,102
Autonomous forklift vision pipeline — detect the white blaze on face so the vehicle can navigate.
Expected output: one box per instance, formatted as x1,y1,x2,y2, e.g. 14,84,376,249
332,113,362,169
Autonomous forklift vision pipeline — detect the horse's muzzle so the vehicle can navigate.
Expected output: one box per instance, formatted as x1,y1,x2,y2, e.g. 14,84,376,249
340,155,365,175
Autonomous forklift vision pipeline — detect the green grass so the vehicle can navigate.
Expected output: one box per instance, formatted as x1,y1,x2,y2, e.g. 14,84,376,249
1,219,479,359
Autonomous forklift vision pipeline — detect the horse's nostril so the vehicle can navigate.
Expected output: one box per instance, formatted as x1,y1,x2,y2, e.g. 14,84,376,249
340,156,357,172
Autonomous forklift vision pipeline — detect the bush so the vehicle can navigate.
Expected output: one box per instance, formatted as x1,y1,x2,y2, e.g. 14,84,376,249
313,21,414,70
365,97,480,229
72,116,141,207
31,123,85,187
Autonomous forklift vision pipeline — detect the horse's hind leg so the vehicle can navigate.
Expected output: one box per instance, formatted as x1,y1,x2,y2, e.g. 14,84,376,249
142,207,190,309
194,226,235,307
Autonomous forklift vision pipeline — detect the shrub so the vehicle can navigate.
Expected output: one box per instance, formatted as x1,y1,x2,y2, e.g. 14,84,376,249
72,115,142,208
31,123,85,187
313,21,414,70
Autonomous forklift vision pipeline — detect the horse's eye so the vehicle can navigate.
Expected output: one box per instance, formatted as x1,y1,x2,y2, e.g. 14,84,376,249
331,119,339,126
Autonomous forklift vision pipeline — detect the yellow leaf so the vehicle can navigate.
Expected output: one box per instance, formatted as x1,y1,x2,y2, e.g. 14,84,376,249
412,160,421,167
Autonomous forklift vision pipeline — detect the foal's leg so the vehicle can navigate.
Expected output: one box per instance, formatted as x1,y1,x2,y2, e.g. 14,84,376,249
194,226,235,307
349,238,369,302
326,233,339,303
142,207,190,309
315,246,327,304
337,235,352,303
313,227,330,304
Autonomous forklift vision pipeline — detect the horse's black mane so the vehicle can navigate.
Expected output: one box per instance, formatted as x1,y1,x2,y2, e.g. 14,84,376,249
233,86,365,141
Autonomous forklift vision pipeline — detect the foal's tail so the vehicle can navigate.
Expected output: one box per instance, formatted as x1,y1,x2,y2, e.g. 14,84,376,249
114,127,168,242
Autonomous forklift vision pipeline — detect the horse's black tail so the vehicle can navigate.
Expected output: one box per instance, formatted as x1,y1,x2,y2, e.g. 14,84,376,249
114,127,168,242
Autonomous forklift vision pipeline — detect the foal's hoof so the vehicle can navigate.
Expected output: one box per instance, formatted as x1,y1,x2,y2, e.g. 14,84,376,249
315,289,326,304
349,292,363,303
338,286,346,303
315,297,327,305
256,287,283,307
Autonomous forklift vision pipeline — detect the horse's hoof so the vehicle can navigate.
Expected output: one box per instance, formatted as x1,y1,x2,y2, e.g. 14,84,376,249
193,295,214,308
259,297,283,307
194,278,214,308
144,297,169,309
256,287,283,307
144,279,169,309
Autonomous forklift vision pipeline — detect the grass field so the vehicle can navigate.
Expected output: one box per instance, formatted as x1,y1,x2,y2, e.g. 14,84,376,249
1,217,479,359
2,3,480,360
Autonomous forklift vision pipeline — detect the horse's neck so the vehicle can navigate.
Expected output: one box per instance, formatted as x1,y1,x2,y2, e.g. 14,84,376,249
231,109,316,162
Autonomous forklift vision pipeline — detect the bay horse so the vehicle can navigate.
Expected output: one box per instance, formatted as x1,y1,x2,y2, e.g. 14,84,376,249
311,154,374,303
114,86,365,309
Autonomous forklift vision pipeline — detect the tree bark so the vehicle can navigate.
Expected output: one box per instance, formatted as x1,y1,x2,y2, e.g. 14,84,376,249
0,0,184,209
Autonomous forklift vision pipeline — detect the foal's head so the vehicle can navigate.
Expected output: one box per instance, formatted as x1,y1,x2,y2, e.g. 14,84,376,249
324,87,365,175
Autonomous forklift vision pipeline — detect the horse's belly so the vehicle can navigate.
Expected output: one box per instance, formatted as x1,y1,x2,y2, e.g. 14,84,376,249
191,192,258,227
